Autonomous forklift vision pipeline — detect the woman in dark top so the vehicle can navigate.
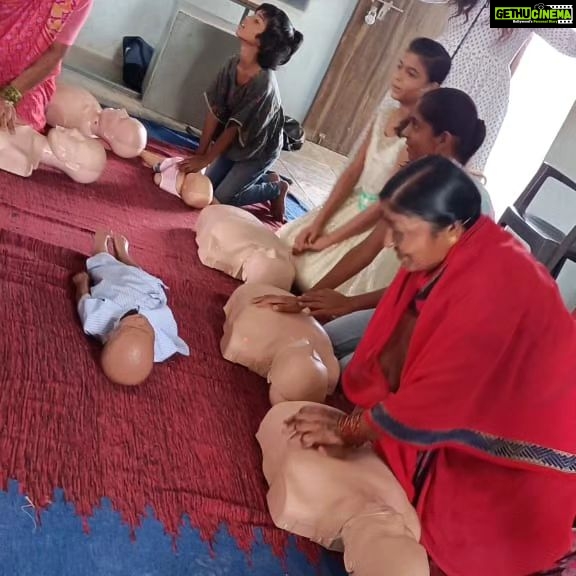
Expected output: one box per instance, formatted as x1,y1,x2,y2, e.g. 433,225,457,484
179,4,303,221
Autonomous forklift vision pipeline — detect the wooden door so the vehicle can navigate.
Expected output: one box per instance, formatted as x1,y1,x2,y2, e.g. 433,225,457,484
304,0,449,155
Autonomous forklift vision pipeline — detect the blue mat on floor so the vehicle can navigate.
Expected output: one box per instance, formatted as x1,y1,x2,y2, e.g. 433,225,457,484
138,117,308,221
0,481,345,576
139,118,199,150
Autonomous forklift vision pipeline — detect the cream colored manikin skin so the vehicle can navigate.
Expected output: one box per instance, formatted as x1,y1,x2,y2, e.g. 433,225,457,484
257,401,430,576
196,205,296,290
0,124,106,183
221,284,340,404
46,83,147,158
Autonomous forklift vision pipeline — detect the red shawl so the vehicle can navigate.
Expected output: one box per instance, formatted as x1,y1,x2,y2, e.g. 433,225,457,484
344,217,576,576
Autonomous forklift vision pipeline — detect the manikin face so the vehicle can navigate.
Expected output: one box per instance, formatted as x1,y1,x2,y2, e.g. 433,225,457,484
98,108,131,132
237,10,267,45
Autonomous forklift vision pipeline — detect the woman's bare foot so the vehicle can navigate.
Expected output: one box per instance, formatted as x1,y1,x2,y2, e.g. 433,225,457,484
112,234,139,268
267,172,288,223
93,230,112,255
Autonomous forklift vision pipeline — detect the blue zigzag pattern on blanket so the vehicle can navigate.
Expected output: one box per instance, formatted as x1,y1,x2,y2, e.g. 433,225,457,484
371,405,576,473
0,480,345,576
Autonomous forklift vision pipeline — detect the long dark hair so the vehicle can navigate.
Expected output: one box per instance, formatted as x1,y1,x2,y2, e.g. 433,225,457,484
417,88,486,165
256,4,304,69
451,0,513,39
379,156,482,231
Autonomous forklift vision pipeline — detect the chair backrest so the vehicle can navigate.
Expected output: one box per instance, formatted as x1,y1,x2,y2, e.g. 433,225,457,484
515,163,576,221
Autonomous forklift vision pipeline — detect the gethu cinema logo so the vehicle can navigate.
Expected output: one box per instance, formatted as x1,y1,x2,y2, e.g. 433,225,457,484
495,5,573,21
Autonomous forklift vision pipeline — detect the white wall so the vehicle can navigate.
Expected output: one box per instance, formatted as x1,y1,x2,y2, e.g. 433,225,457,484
74,0,356,121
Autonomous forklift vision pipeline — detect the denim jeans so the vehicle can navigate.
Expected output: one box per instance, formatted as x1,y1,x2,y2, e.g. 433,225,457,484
323,308,376,371
206,155,281,206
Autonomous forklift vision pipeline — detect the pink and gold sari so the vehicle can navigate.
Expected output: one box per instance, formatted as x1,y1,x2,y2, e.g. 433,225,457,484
0,0,92,130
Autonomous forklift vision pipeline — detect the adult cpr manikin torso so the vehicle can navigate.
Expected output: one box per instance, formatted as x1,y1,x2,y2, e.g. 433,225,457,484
222,284,339,404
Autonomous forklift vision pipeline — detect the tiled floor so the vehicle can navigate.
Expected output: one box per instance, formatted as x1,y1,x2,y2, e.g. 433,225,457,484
61,59,347,211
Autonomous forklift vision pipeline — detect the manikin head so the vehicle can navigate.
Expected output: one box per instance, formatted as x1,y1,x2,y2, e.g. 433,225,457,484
45,83,102,137
181,172,214,209
242,248,295,291
267,341,329,405
46,126,107,184
96,109,147,158
101,313,155,386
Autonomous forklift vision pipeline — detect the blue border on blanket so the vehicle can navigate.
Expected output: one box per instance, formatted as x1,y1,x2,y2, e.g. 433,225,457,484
371,404,576,473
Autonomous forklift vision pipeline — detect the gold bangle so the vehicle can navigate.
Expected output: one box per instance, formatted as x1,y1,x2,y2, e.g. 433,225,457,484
337,412,366,448
0,85,22,106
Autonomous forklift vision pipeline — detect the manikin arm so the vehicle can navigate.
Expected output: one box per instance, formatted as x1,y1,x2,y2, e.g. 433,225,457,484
140,150,167,168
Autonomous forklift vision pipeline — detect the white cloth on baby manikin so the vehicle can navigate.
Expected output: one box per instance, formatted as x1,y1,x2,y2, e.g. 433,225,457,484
77,252,189,362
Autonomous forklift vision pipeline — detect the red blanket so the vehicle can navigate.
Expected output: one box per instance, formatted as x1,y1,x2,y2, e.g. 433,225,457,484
0,153,314,562
345,217,576,576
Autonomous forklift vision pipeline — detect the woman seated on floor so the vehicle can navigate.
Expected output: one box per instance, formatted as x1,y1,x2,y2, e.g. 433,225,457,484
285,156,576,576
177,4,303,222
0,0,93,133
277,37,451,287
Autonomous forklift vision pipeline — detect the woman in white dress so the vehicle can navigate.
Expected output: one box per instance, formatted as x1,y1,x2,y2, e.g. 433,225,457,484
277,38,451,294
433,0,576,171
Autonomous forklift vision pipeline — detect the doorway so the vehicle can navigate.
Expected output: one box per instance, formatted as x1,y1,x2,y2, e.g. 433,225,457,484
304,0,449,156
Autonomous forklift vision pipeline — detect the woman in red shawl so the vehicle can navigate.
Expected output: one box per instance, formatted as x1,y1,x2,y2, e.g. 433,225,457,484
0,0,93,132
287,156,576,576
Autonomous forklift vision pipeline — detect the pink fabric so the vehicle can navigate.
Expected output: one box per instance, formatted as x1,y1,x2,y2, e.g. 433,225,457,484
0,0,93,131
158,157,184,196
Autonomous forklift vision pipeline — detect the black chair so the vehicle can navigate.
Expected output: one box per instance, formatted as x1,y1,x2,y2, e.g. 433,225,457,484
498,163,576,278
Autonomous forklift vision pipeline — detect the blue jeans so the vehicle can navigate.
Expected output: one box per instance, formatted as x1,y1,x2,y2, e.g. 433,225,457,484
323,309,376,371
206,156,281,206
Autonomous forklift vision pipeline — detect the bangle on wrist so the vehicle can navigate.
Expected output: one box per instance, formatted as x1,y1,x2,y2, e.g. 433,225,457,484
337,411,366,448
0,85,22,106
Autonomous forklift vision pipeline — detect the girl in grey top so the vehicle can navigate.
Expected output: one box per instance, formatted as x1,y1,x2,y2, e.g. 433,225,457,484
179,4,303,221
